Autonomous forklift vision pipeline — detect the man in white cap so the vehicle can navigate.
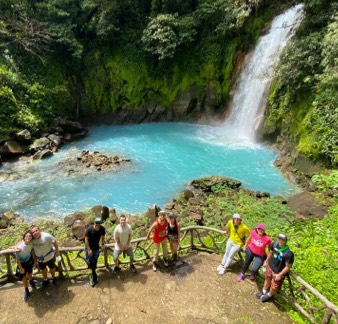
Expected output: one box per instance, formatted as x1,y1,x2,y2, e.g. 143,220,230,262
256,233,294,302
217,213,250,275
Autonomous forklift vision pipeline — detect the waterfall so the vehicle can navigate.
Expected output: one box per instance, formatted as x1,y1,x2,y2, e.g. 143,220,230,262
225,4,304,141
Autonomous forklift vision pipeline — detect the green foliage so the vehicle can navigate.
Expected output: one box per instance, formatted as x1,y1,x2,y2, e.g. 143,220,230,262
312,170,338,190
142,13,181,60
285,206,338,304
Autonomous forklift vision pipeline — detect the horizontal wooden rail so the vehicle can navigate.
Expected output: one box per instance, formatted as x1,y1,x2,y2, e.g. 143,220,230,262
1,226,337,323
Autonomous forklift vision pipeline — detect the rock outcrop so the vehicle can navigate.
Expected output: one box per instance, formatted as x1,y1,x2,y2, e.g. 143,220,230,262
0,118,88,162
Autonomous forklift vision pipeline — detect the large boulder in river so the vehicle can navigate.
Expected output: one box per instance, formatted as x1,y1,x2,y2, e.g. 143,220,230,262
30,137,52,151
48,134,62,147
56,118,88,142
0,140,26,156
15,129,32,144
32,149,53,160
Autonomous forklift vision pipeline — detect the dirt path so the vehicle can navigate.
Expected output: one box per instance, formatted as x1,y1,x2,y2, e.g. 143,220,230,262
0,252,294,324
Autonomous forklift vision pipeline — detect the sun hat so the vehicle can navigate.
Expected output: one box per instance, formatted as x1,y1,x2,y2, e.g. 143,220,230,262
256,223,266,231
277,233,288,242
168,212,175,218
94,217,102,223
232,213,242,219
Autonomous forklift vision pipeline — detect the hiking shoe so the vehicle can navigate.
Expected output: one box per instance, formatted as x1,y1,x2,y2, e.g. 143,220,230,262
217,264,224,272
152,263,158,272
249,273,256,281
23,290,31,302
256,291,266,299
130,264,137,273
218,267,226,275
163,258,168,267
261,294,272,303
41,280,49,289
29,280,41,288
52,277,58,286
237,273,245,282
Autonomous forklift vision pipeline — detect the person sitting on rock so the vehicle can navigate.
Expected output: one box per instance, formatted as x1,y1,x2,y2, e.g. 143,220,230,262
146,210,169,272
112,214,136,273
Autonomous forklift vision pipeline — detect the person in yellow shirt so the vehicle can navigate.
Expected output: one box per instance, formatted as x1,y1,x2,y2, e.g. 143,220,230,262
217,213,250,275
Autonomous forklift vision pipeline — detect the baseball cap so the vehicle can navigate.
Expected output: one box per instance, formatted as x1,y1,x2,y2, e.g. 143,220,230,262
256,223,266,231
94,217,102,223
168,212,175,218
277,233,287,241
232,213,242,219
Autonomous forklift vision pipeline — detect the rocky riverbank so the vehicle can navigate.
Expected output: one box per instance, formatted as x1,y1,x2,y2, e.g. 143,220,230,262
1,175,334,250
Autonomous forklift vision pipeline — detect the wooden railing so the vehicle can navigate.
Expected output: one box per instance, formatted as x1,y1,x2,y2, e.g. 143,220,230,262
1,226,337,323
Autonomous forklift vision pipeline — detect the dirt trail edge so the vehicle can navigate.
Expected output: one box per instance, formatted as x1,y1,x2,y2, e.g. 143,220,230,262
0,252,294,324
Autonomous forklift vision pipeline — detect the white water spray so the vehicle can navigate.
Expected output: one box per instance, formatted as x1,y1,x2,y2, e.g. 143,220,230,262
225,4,304,141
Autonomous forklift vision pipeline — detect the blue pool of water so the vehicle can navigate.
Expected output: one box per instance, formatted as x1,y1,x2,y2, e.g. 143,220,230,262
0,123,296,221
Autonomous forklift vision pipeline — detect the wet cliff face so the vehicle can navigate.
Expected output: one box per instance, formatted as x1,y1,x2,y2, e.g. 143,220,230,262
78,43,237,125
81,83,223,125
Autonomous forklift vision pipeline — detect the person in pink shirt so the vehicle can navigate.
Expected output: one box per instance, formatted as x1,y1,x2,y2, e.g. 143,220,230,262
237,223,272,281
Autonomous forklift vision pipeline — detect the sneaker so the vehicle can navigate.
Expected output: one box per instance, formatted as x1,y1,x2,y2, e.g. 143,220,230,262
261,294,272,303
249,273,256,281
23,290,31,302
52,277,58,286
130,264,137,273
113,266,121,274
152,263,157,272
217,264,224,272
256,291,265,299
163,258,168,267
29,280,41,288
89,274,95,287
41,280,49,289
237,273,245,282
218,267,226,275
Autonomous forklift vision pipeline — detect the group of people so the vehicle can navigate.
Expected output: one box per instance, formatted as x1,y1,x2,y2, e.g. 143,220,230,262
217,213,294,303
15,211,293,305
83,210,180,286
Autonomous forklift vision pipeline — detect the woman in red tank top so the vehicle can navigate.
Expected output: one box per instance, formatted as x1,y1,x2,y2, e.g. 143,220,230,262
146,210,169,271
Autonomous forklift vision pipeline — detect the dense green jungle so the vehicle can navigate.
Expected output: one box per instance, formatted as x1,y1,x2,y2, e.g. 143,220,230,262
0,0,337,322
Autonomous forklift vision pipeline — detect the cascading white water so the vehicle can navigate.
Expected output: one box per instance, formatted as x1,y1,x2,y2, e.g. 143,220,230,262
226,4,304,141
